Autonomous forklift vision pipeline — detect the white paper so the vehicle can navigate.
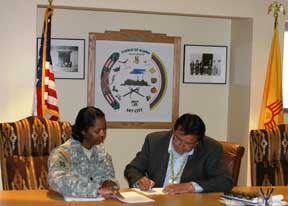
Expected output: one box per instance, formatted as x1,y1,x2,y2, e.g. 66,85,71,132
271,195,284,202
133,187,166,195
64,196,104,202
117,191,155,203
95,40,174,122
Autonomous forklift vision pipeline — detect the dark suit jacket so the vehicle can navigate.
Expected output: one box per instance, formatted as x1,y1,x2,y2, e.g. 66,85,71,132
124,130,233,192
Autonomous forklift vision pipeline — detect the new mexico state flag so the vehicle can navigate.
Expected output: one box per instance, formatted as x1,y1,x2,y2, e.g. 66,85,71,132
258,27,284,129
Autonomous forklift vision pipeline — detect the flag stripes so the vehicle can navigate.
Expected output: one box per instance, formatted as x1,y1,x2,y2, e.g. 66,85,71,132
34,5,59,121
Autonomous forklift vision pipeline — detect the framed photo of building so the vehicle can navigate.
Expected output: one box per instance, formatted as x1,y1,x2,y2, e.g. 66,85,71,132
183,45,227,84
37,38,85,79
88,30,181,128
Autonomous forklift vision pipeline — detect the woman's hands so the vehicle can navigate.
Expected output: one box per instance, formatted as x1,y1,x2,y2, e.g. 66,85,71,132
98,180,123,199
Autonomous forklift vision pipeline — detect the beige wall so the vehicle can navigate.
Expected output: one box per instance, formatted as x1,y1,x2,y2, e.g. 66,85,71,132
228,19,253,186
36,8,231,187
0,0,286,189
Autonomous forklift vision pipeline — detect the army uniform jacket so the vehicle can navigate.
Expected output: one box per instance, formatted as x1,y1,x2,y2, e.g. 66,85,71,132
48,138,117,197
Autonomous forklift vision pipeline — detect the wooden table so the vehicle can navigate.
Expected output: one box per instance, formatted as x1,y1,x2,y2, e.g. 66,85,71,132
0,187,287,206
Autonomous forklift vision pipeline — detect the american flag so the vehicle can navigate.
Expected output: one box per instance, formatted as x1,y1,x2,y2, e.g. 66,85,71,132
34,5,59,120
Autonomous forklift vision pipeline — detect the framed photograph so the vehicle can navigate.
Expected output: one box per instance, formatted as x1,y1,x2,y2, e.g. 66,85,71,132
88,29,181,128
37,38,85,79
183,45,227,84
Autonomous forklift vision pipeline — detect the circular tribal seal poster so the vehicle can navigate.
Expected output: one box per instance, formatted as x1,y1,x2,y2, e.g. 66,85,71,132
95,40,174,122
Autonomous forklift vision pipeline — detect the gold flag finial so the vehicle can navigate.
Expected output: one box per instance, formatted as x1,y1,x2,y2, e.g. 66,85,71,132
268,1,285,28
48,0,53,6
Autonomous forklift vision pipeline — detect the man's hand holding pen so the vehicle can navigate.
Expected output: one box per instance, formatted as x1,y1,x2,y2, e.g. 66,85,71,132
136,176,155,191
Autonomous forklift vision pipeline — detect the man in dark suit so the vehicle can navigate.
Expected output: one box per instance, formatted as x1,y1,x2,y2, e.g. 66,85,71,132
124,113,233,194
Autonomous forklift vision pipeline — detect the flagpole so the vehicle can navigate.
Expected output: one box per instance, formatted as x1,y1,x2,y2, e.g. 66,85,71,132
34,0,60,120
257,2,285,129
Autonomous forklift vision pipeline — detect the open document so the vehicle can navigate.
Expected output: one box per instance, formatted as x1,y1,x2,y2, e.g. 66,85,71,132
64,196,104,202
133,187,166,195
117,191,155,203
64,191,154,203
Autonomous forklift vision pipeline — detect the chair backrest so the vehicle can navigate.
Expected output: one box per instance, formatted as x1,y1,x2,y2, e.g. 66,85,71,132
0,116,71,190
250,124,288,186
219,141,245,186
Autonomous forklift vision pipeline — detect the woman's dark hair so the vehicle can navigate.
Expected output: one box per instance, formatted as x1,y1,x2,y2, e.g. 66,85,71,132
72,106,105,142
174,113,206,141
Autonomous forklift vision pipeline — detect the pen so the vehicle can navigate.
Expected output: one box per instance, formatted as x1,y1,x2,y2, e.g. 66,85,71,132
268,187,274,199
259,187,265,198
149,180,154,190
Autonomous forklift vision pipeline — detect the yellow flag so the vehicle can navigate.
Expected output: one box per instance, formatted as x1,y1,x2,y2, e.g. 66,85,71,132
258,26,284,129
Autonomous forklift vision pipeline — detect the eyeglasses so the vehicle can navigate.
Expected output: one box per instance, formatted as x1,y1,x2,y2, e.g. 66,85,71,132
173,134,198,148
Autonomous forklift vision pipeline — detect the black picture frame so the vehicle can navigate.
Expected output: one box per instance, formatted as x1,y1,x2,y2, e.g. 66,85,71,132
36,38,85,79
183,44,227,84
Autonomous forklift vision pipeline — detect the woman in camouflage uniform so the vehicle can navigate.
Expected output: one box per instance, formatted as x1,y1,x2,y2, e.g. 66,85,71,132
48,106,121,199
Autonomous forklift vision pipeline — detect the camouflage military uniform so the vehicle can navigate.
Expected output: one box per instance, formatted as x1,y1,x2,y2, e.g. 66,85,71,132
48,138,117,197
